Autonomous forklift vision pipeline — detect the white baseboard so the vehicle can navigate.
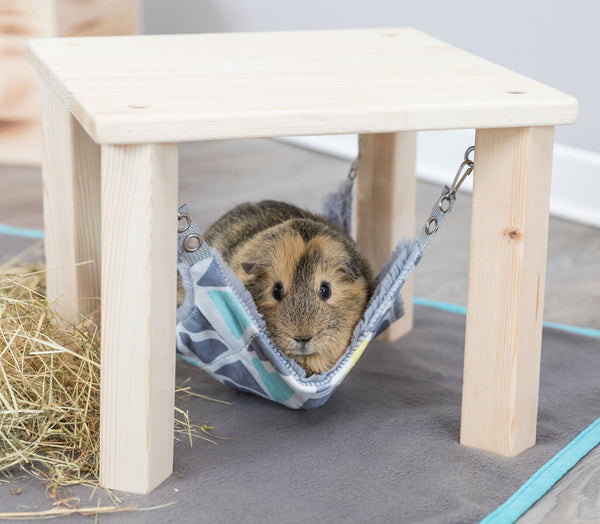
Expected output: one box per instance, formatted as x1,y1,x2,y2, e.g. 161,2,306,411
278,131,600,229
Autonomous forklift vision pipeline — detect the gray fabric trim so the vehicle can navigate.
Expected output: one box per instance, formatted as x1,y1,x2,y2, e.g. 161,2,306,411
352,239,422,344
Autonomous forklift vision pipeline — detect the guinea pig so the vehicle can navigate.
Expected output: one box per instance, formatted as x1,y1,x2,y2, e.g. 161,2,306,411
204,200,373,375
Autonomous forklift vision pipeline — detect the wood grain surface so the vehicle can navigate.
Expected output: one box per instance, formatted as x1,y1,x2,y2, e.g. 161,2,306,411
461,127,555,457
99,142,178,494
356,132,417,340
40,84,101,321
27,28,577,144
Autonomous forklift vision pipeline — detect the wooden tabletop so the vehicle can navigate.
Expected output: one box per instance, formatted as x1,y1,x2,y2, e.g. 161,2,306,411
28,28,578,144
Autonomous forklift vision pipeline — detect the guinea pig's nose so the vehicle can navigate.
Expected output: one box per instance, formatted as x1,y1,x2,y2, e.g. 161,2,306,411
293,336,313,344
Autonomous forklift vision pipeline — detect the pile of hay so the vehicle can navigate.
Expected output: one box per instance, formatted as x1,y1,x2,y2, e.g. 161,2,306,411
0,253,220,495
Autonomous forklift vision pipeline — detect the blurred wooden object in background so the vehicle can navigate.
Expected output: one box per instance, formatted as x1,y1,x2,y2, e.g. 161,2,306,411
0,0,139,166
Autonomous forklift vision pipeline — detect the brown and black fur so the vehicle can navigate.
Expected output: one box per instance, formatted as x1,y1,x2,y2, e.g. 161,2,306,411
205,201,373,375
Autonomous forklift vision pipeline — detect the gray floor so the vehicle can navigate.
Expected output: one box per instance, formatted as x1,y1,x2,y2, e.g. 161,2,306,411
0,139,599,522
3,306,599,523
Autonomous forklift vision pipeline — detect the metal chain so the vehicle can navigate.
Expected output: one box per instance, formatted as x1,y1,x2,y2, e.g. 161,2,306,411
417,145,475,251
347,138,364,180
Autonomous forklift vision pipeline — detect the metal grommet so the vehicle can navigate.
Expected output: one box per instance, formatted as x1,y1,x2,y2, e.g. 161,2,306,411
438,195,452,213
425,218,438,235
178,213,191,233
182,234,203,252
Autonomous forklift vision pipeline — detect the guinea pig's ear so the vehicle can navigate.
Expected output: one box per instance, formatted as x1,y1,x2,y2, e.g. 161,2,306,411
241,261,267,275
338,261,361,282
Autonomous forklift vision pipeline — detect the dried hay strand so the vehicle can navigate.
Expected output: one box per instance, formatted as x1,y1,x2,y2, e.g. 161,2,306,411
0,253,228,495
0,260,99,489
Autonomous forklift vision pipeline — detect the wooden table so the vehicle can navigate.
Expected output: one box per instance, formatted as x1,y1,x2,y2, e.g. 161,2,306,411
28,28,578,494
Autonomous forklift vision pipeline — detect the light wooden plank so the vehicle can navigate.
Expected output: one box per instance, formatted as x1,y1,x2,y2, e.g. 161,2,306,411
71,117,101,318
99,142,178,494
460,126,555,457
0,2,54,121
356,132,417,340
56,0,139,37
0,1,56,36
40,83,100,321
27,29,577,144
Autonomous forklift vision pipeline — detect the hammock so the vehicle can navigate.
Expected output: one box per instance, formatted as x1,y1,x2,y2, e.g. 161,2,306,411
175,148,473,409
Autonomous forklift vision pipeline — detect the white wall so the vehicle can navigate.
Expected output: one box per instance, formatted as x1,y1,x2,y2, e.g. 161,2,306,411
144,0,600,153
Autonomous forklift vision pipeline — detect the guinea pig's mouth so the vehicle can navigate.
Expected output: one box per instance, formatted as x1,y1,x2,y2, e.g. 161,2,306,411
287,338,317,356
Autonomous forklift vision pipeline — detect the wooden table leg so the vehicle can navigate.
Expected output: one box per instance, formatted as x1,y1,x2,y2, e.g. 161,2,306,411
356,132,417,340
100,143,179,493
460,126,555,457
41,83,101,321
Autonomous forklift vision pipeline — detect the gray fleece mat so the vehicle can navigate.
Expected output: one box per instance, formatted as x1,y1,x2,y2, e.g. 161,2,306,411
2,306,599,523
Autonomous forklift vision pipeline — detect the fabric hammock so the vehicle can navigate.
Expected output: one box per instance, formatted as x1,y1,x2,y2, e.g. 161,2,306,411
175,160,467,409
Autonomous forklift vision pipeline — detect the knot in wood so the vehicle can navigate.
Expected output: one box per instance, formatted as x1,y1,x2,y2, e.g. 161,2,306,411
504,228,523,243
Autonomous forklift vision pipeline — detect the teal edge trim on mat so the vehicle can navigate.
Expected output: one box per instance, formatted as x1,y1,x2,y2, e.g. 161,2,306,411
0,223,45,240
413,297,600,339
542,320,600,339
413,297,467,315
2,224,599,339
481,417,600,524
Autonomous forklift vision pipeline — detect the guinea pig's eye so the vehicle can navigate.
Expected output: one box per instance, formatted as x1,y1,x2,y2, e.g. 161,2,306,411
272,281,284,301
319,281,332,301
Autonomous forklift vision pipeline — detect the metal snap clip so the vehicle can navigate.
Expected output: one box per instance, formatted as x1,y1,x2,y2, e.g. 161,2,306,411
447,145,475,197
178,213,191,233
182,234,203,252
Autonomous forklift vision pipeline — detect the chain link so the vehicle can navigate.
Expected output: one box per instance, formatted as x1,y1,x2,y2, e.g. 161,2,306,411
347,138,364,180
417,145,475,251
